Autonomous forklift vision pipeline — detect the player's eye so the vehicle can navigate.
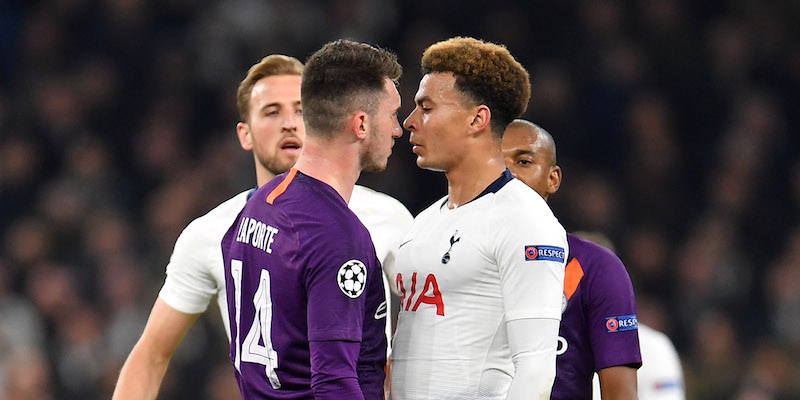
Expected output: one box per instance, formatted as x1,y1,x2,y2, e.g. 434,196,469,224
296,108,303,115
517,159,531,166
265,109,279,116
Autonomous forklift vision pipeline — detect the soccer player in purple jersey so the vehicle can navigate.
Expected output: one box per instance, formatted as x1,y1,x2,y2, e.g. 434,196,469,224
502,119,642,400
221,40,402,399
113,53,412,400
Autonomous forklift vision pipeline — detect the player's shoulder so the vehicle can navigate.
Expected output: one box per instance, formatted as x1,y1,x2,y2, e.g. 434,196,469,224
567,233,631,282
351,185,413,221
351,185,410,213
256,171,343,215
272,172,365,233
567,234,620,262
488,180,562,236
182,189,252,238
496,179,555,216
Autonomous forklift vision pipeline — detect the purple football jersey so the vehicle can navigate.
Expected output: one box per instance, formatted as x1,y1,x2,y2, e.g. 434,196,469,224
221,169,386,399
551,234,642,400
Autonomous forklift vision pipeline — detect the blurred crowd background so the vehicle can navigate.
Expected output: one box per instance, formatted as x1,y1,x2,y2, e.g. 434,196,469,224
1,1,799,399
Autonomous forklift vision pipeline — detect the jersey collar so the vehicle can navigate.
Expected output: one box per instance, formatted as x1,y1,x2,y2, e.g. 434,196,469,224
440,168,515,209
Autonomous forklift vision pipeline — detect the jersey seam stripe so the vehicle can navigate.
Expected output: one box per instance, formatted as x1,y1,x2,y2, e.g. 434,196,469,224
266,168,298,204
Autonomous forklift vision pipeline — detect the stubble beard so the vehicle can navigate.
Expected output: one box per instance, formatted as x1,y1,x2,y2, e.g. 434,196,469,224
361,126,389,173
259,151,297,176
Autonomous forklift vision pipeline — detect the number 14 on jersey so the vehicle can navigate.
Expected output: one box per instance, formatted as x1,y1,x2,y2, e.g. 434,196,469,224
230,259,281,389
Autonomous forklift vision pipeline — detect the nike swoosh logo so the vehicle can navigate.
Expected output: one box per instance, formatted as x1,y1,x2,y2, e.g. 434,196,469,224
398,239,413,249
374,301,387,319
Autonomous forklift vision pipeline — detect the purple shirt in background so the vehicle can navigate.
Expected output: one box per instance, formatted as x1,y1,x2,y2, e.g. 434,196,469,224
222,169,386,400
551,233,642,400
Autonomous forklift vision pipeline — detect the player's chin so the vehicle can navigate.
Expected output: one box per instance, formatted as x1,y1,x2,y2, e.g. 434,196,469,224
268,157,299,175
416,157,445,172
362,159,388,173
415,156,431,169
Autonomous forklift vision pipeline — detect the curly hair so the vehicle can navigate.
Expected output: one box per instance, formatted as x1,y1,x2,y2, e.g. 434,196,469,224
302,39,402,137
421,37,531,137
236,55,304,123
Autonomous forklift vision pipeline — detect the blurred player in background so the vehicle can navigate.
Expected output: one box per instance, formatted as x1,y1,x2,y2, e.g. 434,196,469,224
222,39,402,399
503,119,685,399
113,51,411,399
388,37,567,399
604,324,684,399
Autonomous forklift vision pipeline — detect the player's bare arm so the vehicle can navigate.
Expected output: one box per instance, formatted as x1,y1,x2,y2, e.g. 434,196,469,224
598,366,639,400
112,299,200,400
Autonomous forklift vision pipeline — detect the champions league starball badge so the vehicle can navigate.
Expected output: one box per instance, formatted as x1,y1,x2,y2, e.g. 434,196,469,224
337,259,367,298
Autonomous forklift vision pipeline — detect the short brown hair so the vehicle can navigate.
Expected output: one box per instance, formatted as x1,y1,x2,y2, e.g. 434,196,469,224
421,37,531,136
236,55,304,123
301,39,402,137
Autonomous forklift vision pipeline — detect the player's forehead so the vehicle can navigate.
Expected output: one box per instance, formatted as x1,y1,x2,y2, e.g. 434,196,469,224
250,74,302,107
415,72,459,104
502,126,539,153
382,77,401,109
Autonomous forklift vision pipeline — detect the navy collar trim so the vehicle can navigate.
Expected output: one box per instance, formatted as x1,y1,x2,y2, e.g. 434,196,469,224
440,169,515,209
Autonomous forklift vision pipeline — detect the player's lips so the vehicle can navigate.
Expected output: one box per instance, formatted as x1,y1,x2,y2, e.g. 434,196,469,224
279,137,303,152
409,139,422,154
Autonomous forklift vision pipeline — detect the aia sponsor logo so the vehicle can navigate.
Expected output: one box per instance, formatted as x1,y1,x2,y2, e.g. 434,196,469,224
606,314,638,333
396,272,444,316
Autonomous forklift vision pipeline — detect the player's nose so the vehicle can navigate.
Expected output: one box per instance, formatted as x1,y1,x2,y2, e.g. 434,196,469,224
403,109,417,132
283,112,298,130
392,120,403,138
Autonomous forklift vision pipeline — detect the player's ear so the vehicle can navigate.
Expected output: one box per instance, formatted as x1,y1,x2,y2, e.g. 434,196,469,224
349,111,369,141
236,122,254,151
548,165,562,195
468,105,491,136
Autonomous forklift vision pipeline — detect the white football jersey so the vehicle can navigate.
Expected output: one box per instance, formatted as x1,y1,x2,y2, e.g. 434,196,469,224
387,177,567,400
592,324,685,399
158,185,413,345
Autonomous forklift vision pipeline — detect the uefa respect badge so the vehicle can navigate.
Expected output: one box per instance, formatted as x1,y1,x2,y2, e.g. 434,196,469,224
606,314,638,333
524,245,565,262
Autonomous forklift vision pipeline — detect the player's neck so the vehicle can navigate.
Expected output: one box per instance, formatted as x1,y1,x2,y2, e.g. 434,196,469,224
444,150,506,209
255,167,276,188
293,138,360,203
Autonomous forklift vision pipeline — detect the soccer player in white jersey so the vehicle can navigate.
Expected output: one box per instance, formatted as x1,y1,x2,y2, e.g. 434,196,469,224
387,37,568,400
502,119,685,400
112,54,412,399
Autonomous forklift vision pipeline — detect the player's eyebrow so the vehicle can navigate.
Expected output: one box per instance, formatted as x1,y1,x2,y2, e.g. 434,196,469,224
260,100,301,112
415,95,432,106
504,148,534,157
260,102,282,111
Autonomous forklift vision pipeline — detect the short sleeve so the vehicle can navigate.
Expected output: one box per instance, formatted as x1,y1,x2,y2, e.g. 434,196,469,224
159,220,218,314
492,192,567,321
304,224,377,342
585,250,642,371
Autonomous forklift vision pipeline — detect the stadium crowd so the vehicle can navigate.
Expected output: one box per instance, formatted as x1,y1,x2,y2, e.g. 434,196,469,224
0,1,799,399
